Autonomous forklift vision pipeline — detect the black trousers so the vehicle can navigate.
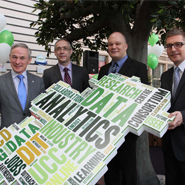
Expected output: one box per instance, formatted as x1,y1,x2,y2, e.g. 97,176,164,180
163,139,185,185
104,133,137,185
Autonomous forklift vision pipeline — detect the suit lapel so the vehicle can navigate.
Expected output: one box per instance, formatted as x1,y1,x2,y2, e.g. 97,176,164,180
54,64,63,81
104,63,111,75
118,57,132,74
5,72,23,110
166,68,173,92
26,72,33,109
71,64,76,86
173,69,185,102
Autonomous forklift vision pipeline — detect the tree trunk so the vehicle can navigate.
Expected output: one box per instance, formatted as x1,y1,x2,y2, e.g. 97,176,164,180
136,132,160,185
108,11,160,185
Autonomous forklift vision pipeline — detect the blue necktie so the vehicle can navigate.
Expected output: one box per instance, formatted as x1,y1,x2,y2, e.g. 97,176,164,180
17,75,27,110
111,62,118,73
173,66,180,97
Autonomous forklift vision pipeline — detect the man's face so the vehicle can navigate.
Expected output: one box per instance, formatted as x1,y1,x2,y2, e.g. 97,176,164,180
54,40,73,66
108,32,128,62
9,47,31,74
166,35,185,66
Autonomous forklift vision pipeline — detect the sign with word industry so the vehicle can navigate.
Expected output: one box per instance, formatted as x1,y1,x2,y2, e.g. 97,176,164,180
0,73,173,185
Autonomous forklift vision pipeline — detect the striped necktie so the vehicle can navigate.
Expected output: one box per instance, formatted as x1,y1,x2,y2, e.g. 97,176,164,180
111,62,118,73
173,66,180,97
63,67,72,86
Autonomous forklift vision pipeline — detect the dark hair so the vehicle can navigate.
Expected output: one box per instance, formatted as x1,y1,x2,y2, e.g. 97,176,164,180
166,27,185,43
11,43,32,59
54,38,72,51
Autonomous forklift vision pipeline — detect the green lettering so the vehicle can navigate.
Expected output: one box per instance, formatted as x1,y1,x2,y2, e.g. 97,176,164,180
81,88,104,107
90,93,113,114
40,156,57,173
112,103,138,127
14,135,26,146
49,148,67,165
103,96,128,118
28,163,48,184
28,124,40,134
78,146,96,164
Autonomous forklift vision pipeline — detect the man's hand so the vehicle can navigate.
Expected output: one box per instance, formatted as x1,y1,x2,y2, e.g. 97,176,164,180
168,111,183,130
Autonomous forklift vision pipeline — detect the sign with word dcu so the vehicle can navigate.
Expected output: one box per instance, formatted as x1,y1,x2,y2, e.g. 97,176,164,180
0,73,173,185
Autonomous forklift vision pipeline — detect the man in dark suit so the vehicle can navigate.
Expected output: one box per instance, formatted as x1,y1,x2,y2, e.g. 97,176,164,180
98,32,148,185
0,43,45,129
43,38,89,92
161,28,185,185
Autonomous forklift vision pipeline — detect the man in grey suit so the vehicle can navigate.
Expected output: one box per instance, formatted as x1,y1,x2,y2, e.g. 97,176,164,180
161,27,185,185
0,43,45,129
43,38,89,92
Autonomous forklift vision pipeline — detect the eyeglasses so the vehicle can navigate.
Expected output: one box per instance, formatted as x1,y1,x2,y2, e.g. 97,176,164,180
165,42,185,50
56,47,71,52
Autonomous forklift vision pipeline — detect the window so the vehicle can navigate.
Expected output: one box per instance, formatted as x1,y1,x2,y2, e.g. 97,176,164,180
99,55,106,72
151,63,164,88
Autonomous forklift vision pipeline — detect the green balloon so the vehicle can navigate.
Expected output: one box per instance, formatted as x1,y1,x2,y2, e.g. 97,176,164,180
92,74,98,79
0,30,14,46
147,54,158,69
148,33,159,46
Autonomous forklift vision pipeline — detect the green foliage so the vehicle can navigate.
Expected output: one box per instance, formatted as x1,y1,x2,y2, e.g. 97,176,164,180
151,1,185,45
30,0,185,63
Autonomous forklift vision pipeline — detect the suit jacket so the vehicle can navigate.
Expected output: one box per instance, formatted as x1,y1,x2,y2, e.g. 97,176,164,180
161,67,185,161
0,71,45,129
98,56,148,84
98,56,148,140
98,56,148,184
43,63,90,93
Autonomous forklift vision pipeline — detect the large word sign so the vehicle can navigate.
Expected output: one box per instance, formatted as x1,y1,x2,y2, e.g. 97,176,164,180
0,73,173,185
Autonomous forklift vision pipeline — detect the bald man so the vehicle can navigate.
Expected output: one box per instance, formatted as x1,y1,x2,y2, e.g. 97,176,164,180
98,32,148,185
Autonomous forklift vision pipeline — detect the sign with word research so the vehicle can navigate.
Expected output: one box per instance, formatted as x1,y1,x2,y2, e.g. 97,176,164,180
0,73,173,185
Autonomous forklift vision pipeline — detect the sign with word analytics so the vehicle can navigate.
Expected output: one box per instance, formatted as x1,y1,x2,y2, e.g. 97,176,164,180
0,73,173,185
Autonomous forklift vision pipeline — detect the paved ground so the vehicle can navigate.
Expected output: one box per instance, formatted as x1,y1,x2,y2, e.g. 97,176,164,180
96,175,165,185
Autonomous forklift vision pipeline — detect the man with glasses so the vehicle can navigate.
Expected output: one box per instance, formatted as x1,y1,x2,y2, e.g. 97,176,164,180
43,38,89,92
161,27,185,185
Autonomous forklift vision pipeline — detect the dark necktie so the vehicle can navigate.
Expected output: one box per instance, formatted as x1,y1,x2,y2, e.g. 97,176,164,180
63,67,72,86
173,66,180,97
111,62,118,73
17,75,27,110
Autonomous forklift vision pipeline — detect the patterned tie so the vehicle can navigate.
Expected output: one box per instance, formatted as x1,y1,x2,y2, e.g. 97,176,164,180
63,67,72,86
173,66,180,97
111,62,118,73
17,75,27,110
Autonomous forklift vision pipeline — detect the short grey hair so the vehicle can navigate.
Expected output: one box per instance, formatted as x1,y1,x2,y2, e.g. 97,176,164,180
54,38,72,51
10,43,32,59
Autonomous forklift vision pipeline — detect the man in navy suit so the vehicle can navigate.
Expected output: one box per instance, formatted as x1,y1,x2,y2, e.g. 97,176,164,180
98,32,148,185
0,43,45,129
161,27,185,185
43,38,89,92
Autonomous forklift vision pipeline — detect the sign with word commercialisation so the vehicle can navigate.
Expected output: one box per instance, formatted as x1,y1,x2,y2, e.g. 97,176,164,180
0,73,173,185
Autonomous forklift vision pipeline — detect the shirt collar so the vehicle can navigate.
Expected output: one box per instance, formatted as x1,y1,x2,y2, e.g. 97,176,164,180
112,55,128,67
174,60,185,73
58,62,72,71
11,70,27,79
